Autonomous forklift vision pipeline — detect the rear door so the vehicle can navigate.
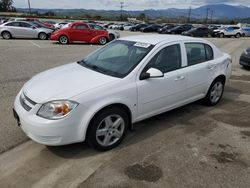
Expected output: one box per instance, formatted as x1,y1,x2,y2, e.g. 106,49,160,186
184,42,215,100
4,22,23,37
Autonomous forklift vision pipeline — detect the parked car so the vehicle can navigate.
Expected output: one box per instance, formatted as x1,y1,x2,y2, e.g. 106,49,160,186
130,24,148,31
165,25,193,34
0,17,8,24
241,27,250,37
0,21,54,40
29,21,56,31
140,24,162,32
88,23,120,41
50,22,110,44
239,48,250,69
54,22,71,30
182,27,213,37
158,25,176,34
25,18,55,29
123,23,134,31
215,26,243,38
14,35,232,150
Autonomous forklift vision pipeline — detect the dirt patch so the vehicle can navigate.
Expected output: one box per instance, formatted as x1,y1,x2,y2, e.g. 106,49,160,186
124,163,162,182
230,75,250,82
211,152,238,163
241,131,250,137
212,100,250,127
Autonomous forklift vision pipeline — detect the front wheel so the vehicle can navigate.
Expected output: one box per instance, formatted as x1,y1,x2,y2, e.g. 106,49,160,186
99,36,108,45
204,79,225,106
38,32,47,40
59,35,69,44
219,33,224,38
87,107,129,151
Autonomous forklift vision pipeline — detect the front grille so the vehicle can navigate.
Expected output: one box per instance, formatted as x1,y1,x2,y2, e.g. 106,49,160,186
19,93,37,111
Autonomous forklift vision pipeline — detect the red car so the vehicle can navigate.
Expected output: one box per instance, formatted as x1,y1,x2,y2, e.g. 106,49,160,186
50,22,110,45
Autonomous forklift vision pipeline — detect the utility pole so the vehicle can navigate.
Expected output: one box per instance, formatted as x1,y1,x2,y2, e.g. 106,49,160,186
187,6,191,23
27,0,31,15
120,2,124,21
210,10,213,24
205,8,210,24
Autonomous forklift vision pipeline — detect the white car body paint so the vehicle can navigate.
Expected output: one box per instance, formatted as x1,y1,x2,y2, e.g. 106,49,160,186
14,35,232,146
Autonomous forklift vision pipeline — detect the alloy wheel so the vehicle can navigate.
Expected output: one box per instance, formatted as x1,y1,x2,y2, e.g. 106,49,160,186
210,82,223,104
96,115,125,147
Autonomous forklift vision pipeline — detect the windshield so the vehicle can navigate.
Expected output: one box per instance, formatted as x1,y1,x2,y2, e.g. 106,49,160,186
78,40,154,78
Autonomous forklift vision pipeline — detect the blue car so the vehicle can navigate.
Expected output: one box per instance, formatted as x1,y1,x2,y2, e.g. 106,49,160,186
241,27,250,37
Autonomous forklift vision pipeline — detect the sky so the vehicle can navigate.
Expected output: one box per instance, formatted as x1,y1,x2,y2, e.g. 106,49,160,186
13,0,250,10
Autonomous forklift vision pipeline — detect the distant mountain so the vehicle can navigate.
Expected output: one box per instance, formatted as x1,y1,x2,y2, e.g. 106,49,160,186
17,4,250,19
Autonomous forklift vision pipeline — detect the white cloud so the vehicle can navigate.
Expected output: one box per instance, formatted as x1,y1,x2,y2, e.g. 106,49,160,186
13,0,250,10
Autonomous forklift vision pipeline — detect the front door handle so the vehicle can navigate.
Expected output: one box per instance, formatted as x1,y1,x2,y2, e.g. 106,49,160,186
175,75,185,81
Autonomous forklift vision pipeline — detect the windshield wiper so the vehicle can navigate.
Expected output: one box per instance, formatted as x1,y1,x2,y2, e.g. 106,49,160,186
77,60,107,74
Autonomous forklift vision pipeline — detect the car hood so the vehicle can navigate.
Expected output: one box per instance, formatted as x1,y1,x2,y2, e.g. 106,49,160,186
36,27,54,33
23,63,119,104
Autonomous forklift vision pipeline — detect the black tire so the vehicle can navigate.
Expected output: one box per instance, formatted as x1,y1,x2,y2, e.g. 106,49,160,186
219,33,224,38
86,107,129,151
235,33,241,38
38,32,47,40
109,34,115,41
1,31,11,39
59,35,69,44
203,78,225,106
99,36,108,45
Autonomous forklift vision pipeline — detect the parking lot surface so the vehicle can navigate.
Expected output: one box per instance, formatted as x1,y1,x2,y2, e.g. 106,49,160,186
0,32,250,187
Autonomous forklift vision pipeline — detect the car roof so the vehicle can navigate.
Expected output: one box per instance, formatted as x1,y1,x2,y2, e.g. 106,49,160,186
119,34,193,45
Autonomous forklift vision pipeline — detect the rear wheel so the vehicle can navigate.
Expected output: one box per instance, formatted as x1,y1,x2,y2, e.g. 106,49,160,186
59,35,69,44
204,79,225,106
235,33,241,38
2,31,11,39
99,36,108,45
87,107,129,151
109,34,115,41
38,32,47,40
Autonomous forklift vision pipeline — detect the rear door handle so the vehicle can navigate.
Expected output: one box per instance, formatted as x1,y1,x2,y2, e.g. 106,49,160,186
175,75,185,81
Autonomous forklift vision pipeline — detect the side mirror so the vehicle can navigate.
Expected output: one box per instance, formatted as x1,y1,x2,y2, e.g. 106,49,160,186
140,68,164,80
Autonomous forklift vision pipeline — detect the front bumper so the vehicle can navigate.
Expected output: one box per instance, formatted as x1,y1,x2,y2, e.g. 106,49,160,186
14,91,86,146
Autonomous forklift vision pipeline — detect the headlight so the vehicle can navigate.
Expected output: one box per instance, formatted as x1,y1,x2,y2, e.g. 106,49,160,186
37,100,78,120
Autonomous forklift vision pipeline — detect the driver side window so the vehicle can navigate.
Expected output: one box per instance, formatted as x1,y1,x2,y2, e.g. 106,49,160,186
147,44,182,73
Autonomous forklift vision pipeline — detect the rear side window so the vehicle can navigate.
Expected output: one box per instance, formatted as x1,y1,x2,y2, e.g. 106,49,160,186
20,22,32,28
5,22,20,27
185,43,214,66
74,24,88,29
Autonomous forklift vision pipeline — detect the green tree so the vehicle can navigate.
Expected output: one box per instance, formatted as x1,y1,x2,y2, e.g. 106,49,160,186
0,0,15,12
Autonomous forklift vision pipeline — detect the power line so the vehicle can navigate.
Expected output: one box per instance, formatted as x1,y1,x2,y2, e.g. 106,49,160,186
205,8,210,24
187,6,191,23
120,2,124,21
27,0,31,15
210,10,214,24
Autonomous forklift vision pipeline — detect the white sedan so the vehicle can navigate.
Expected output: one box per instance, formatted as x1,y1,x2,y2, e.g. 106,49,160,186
13,35,232,150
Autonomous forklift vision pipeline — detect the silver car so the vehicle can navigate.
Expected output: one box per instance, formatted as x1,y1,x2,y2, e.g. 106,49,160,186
0,21,54,40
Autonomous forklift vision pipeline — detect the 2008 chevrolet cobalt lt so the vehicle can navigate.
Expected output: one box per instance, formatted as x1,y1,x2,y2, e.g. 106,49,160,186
14,35,232,150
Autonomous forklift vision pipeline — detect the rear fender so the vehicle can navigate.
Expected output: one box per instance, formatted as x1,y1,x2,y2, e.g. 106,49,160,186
90,35,110,43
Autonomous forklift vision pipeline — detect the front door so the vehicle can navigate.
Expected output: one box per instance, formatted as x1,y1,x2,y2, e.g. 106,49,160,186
70,24,91,42
136,43,188,120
